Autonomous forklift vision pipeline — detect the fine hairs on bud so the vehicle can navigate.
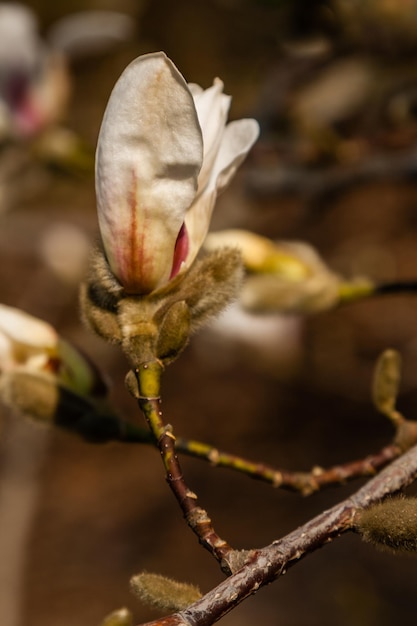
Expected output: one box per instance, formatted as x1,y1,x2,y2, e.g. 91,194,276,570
155,300,191,364
130,572,202,612
174,247,244,332
80,246,244,368
79,245,124,340
355,497,417,553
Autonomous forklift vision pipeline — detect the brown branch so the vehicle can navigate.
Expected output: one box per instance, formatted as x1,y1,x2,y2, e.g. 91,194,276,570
135,442,417,626
135,363,234,572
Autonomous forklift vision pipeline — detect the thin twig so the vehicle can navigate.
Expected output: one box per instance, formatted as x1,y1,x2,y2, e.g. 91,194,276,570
63,409,406,494
134,362,234,571
135,442,417,626
175,437,402,495
374,281,417,296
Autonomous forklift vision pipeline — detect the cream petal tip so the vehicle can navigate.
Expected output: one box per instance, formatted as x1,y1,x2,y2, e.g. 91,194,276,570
0,304,57,348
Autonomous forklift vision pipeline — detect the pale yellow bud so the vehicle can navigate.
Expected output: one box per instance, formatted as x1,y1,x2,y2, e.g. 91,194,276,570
205,230,310,279
205,230,342,314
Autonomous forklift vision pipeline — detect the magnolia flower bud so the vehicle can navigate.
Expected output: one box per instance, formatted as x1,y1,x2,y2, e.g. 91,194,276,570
82,53,258,365
0,304,108,426
95,52,259,295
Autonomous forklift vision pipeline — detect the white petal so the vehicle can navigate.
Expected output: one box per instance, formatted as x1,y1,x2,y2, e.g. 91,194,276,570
209,118,259,193
182,119,259,268
187,83,203,96
183,119,259,269
0,304,57,349
96,52,203,293
190,78,231,191
184,188,217,271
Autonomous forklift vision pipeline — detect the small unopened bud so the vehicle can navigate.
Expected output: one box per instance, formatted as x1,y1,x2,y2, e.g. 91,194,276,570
240,271,340,314
130,572,202,612
155,300,190,364
100,607,133,626
205,230,342,314
177,247,244,332
355,497,417,553
372,349,402,423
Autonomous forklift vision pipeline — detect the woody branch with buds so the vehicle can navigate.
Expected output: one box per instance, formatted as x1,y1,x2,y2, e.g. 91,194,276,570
4,49,417,626
78,51,417,625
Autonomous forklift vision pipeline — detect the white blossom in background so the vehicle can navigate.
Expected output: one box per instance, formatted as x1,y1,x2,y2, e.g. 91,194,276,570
95,52,259,295
0,3,134,140
0,3,69,139
39,222,91,285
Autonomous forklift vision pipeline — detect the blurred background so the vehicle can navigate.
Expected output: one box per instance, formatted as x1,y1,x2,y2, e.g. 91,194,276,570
2,1,417,625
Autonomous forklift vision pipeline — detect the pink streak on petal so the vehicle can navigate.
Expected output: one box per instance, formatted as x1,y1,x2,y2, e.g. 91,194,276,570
113,169,155,294
170,223,189,279
126,171,153,293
